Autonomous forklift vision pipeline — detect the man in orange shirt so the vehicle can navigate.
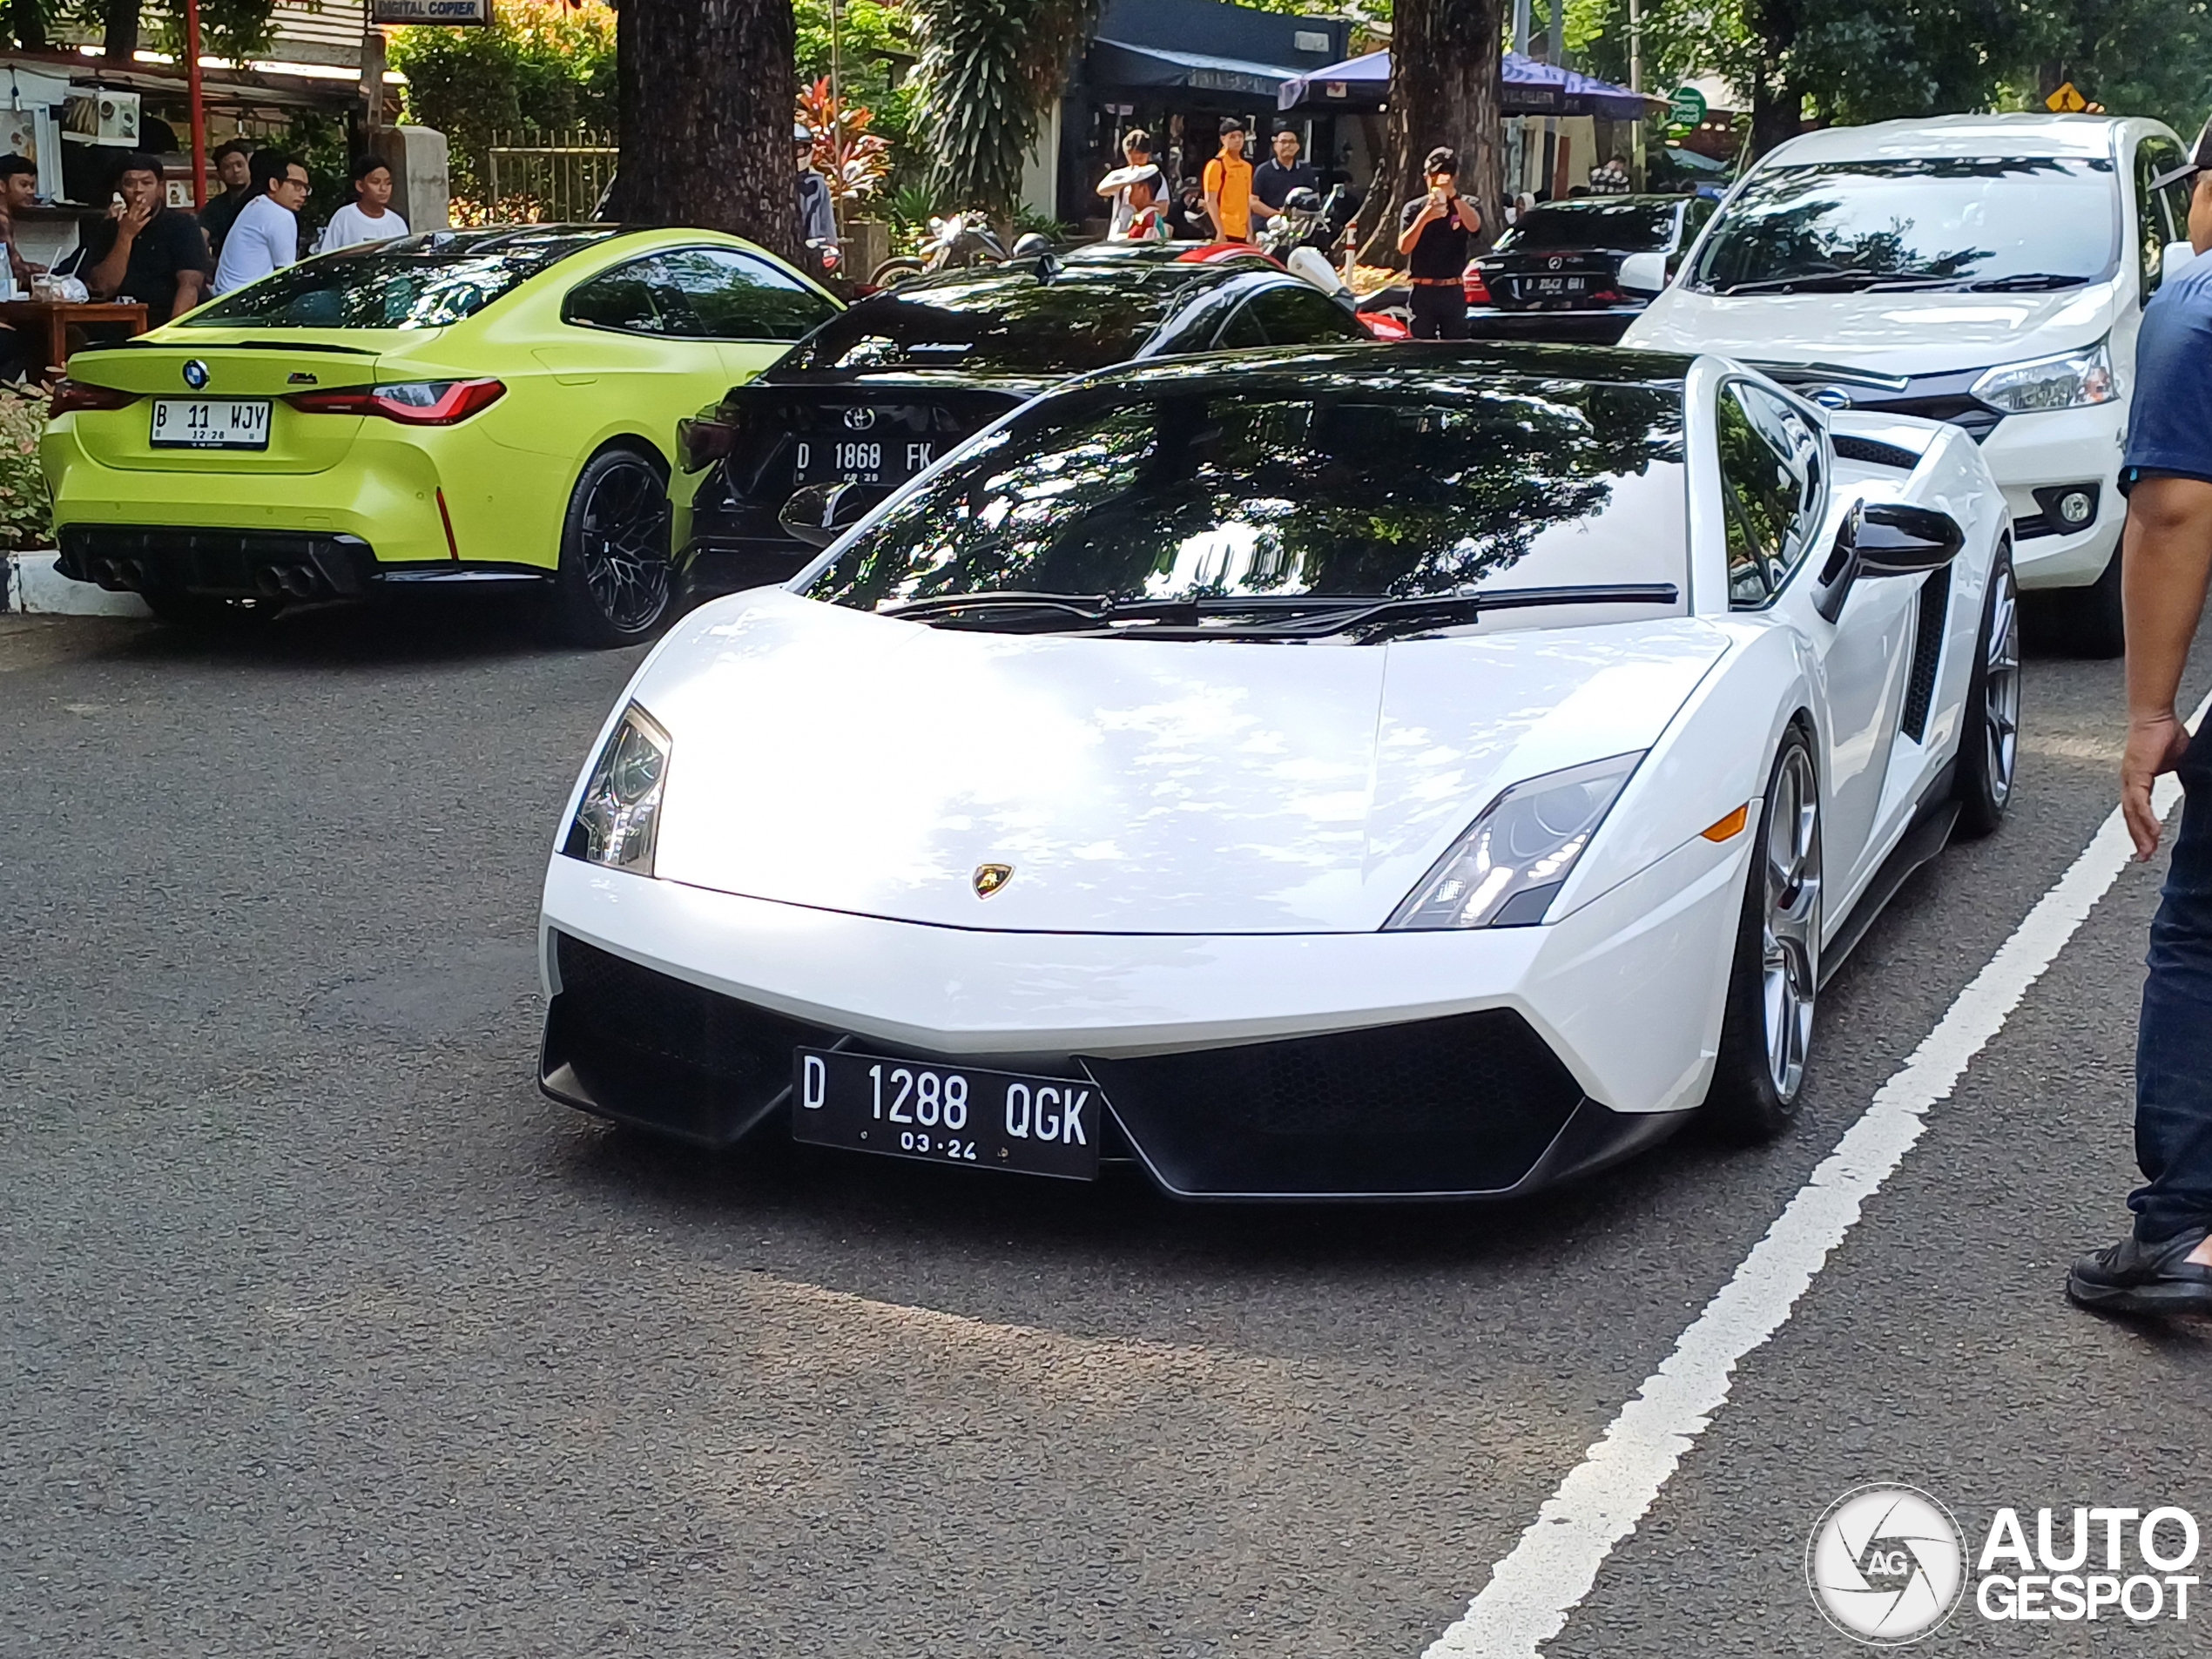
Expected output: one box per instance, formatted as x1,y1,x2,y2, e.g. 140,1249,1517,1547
1202,118,1257,243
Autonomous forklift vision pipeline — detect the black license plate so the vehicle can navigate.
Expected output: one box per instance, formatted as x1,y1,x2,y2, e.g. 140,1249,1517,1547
1521,275,1588,298
792,1048,1103,1181
791,431,941,488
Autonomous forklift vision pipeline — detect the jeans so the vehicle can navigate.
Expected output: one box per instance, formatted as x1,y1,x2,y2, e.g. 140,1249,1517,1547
1409,284,1468,340
2133,743,2212,1240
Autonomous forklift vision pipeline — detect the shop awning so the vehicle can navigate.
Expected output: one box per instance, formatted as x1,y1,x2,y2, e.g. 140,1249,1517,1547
1278,48,1660,120
1089,38,1310,100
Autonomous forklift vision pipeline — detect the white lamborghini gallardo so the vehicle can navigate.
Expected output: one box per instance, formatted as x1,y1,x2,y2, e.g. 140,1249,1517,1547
536,342,2017,1200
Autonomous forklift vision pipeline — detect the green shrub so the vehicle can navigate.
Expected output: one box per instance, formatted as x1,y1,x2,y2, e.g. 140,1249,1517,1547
0,385,52,550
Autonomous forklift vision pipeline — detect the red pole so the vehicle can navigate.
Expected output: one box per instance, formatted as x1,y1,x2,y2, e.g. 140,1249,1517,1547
184,0,207,209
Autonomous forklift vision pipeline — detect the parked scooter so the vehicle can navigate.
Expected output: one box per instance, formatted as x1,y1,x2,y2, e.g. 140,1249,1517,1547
869,212,1009,288
1256,183,1357,262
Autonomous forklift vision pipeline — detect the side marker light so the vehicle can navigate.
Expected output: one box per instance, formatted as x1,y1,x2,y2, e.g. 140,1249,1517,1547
1702,803,1750,843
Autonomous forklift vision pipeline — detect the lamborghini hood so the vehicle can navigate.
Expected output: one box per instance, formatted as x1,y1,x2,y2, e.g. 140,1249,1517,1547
631,591,1730,934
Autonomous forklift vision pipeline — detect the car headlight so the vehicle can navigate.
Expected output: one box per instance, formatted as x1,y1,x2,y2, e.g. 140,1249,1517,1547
1386,752,1643,931
564,704,671,875
1970,340,2116,415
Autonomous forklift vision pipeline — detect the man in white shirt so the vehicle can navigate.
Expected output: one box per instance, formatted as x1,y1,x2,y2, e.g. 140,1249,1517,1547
212,150,308,295
314,155,408,253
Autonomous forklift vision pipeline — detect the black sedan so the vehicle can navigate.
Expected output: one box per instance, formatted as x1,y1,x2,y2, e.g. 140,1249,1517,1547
672,248,1373,602
1359,195,1716,345
1468,195,1716,341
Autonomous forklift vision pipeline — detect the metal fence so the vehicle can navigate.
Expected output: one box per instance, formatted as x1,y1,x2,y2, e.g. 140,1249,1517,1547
482,130,618,224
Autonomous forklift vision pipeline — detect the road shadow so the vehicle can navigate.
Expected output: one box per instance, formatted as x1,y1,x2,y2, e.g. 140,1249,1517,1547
105,590,638,673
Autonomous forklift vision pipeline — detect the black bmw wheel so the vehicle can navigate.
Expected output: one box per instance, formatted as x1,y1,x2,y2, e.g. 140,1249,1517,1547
552,448,673,648
1704,730,1824,1143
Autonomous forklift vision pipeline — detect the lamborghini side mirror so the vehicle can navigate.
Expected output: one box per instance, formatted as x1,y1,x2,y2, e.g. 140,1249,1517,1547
1814,500,1966,623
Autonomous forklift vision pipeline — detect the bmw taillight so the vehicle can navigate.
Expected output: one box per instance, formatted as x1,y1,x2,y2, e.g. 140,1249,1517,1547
49,379,139,415
288,379,506,425
1463,265,1492,305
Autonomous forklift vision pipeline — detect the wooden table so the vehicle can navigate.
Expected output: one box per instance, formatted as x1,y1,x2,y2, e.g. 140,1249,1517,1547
0,300,151,378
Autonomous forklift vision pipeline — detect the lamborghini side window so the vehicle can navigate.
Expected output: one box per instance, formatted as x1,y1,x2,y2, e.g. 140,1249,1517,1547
1718,381,1821,608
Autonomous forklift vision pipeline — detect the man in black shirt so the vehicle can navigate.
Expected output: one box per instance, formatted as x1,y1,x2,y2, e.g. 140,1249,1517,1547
198,138,254,259
1251,126,1321,224
1396,145,1482,339
82,153,211,324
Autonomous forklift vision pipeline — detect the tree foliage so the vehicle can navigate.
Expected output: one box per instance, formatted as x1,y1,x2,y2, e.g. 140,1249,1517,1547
388,0,616,197
1574,0,2212,156
909,0,1097,215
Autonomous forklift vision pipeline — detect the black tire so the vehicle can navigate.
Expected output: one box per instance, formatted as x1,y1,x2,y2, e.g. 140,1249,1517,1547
141,591,281,631
868,258,927,289
550,446,674,649
1952,549,2021,838
2067,546,2126,658
1703,729,1823,1143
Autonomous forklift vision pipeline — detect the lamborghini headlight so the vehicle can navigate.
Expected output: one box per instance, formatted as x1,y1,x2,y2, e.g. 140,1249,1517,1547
1386,752,1643,930
566,704,671,875
1969,339,2116,415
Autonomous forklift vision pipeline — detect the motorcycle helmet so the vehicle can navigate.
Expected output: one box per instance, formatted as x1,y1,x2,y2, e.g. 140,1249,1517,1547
1281,187,1323,214
1010,232,1054,258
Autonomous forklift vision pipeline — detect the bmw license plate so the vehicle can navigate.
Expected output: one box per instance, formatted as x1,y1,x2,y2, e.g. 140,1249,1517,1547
792,1047,1102,1180
151,397,271,449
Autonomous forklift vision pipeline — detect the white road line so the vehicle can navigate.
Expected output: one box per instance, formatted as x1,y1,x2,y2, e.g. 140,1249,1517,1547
1425,691,2212,1659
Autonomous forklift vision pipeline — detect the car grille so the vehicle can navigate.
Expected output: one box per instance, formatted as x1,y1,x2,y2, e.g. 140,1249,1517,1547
1083,1010,1586,1198
1831,435,1922,470
1755,365,2003,443
542,933,840,1147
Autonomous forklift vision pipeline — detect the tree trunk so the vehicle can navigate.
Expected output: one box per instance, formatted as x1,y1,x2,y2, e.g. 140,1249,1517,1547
612,0,800,265
9,0,46,52
104,0,141,62
1352,0,1505,269
1744,0,1801,159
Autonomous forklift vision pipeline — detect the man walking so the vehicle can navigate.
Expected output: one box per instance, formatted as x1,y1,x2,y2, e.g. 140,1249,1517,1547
1251,125,1320,224
1396,146,1482,340
1202,118,1256,244
796,125,837,273
212,149,308,295
2069,119,2212,1317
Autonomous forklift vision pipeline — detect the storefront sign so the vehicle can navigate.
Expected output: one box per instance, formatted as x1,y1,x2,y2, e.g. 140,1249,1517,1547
1668,85,1708,127
369,0,491,23
1189,67,1278,96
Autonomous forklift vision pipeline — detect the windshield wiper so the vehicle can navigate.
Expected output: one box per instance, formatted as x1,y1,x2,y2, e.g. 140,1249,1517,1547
880,591,1379,626
1716,272,1952,295
1954,272,2091,292
880,584,1679,640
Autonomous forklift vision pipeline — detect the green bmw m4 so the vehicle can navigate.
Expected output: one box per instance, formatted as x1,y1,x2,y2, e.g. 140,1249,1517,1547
42,224,840,644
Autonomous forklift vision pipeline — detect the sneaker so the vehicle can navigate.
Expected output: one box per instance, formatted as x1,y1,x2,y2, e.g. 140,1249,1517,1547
2067,1230,2212,1316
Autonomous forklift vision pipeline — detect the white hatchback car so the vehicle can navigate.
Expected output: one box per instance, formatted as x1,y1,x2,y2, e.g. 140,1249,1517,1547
1626,114,2190,654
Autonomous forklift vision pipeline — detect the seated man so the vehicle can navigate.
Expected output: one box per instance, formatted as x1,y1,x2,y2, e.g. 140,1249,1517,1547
81,152,211,325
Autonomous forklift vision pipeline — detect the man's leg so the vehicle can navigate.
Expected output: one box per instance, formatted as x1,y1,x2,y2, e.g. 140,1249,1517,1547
2132,754,2212,1239
1408,286,1444,340
1436,291,1470,341
2073,751,2212,1312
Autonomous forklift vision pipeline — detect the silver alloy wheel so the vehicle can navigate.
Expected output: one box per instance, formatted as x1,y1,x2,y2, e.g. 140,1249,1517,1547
1983,561,2021,809
1762,745,1823,1101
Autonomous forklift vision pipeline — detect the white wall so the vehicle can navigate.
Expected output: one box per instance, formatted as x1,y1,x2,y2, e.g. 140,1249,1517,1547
1022,98,1062,222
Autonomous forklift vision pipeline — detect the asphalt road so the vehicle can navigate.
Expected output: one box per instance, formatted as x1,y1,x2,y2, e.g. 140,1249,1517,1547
3,598,2207,1657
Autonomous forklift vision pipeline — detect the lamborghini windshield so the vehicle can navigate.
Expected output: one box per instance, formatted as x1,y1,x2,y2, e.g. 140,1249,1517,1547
806,366,1689,635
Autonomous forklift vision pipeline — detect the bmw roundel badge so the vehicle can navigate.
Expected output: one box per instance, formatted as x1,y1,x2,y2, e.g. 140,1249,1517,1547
181,360,210,390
